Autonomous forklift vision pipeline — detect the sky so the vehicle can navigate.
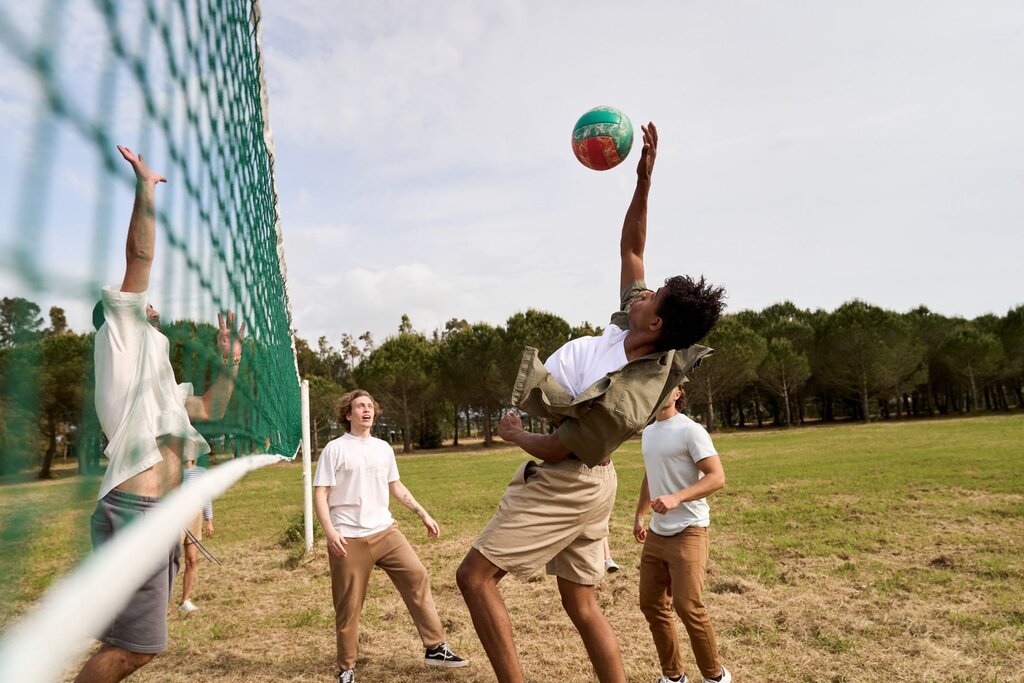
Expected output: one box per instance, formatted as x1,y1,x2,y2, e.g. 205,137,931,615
1,1,1023,345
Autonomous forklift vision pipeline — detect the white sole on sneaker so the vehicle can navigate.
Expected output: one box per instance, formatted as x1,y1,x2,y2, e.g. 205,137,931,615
424,658,469,668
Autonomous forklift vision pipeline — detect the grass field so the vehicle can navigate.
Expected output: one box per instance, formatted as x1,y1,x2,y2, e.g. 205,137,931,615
2,415,1023,682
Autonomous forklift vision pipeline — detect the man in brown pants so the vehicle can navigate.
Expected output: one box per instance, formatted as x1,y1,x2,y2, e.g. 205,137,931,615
312,389,468,683
634,386,731,683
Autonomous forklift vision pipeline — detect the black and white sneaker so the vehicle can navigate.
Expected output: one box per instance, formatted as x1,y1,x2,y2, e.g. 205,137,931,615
424,642,469,668
337,669,355,683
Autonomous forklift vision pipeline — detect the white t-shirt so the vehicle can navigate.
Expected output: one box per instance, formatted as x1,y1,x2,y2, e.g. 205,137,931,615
94,286,210,500
543,325,629,398
642,413,718,535
312,432,400,538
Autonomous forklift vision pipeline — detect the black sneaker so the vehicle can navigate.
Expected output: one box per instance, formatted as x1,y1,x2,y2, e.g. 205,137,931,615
337,669,354,683
424,642,469,668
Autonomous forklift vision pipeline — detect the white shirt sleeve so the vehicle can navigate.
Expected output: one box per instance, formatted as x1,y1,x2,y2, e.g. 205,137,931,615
386,446,400,483
100,287,148,348
312,443,338,488
176,383,195,406
687,424,719,464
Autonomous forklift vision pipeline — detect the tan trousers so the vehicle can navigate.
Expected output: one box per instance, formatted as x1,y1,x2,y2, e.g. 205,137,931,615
638,526,723,679
328,524,446,670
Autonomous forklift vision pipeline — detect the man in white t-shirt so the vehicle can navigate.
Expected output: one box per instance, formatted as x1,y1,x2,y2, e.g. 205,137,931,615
457,123,726,683
313,389,468,683
75,146,244,683
634,386,731,683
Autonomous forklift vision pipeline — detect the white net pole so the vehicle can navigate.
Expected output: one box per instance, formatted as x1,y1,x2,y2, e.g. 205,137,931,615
0,454,284,683
301,379,313,552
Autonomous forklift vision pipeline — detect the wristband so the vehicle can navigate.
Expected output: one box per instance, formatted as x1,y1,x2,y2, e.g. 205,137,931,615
222,355,241,366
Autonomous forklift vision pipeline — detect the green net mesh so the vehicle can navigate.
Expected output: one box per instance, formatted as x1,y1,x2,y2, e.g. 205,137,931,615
0,0,300,623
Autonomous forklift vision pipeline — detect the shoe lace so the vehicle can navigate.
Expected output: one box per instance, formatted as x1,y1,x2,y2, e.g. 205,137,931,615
430,643,455,659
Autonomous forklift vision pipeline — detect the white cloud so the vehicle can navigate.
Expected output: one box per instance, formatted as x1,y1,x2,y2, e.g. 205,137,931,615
2,1,1023,346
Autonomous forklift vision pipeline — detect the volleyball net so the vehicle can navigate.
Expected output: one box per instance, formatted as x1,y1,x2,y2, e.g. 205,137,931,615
0,1,301,679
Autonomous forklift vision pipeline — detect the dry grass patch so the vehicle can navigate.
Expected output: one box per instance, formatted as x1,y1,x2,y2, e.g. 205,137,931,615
2,415,1022,681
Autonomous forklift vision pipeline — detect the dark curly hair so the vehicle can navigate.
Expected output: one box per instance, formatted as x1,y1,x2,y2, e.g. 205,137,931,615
654,275,726,351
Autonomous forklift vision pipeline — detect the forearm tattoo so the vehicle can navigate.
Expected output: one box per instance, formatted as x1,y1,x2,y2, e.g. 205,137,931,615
402,493,422,516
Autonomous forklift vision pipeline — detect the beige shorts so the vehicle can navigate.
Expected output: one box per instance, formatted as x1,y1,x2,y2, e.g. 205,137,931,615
183,512,203,544
473,458,617,586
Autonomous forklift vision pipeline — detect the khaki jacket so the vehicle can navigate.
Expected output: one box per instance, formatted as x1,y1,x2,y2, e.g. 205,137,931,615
511,281,713,467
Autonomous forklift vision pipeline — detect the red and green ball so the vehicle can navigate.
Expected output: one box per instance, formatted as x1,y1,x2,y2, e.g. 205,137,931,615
571,106,633,171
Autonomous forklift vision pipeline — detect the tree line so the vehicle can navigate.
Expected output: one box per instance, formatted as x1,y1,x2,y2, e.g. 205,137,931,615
0,296,259,478
298,300,1024,453
2,294,1022,478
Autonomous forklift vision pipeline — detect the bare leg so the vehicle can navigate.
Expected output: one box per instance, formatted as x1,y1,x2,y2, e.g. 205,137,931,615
456,548,522,683
181,541,198,603
557,577,626,683
74,644,154,683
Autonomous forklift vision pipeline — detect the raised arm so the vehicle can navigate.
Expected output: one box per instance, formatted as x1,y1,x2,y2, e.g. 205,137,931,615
619,122,658,290
186,311,245,422
116,145,166,293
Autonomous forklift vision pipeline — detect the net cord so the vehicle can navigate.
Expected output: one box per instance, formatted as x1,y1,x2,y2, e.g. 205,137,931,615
0,454,285,683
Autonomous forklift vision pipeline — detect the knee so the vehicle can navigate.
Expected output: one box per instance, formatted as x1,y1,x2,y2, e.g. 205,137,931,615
639,597,663,620
410,564,430,589
456,555,495,597
559,588,597,622
120,649,156,673
455,558,478,595
184,555,198,571
673,596,706,622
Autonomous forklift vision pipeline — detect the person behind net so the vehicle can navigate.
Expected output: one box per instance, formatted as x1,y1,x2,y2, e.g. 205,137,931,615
178,456,214,614
75,146,244,683
312,390,469,683
455,122,726,683
634,387,731,683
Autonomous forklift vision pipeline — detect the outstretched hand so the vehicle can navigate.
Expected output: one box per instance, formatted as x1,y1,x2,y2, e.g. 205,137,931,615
636,122,658,182
217,311,246,360
117,145,167,186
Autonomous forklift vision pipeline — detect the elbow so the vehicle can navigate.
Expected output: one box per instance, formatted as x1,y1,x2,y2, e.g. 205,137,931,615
716,473,726,493
126,245,154,263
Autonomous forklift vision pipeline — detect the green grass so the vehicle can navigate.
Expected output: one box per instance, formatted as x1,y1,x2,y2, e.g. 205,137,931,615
1,413,1022,681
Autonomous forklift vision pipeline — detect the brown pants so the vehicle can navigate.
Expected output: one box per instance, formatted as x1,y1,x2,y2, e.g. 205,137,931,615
638,526,722,679
328,524,446,670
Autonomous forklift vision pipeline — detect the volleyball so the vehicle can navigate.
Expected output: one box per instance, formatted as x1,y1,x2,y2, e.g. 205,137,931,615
571,106,634,171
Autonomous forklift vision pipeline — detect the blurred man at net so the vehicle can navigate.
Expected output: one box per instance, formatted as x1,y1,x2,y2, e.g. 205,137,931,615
75,146,244,683
456,123,725,683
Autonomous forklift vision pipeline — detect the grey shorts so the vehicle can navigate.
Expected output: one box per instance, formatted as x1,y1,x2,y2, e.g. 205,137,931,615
91,489,181,654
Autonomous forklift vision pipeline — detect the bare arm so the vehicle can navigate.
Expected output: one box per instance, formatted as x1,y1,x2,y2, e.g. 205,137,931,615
497,412,571,463
186,311,245,422
620,122,658,289
116,146,166,293
649,455,726,514
389,480,439,538
314,486,347,557
634,474,651,543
